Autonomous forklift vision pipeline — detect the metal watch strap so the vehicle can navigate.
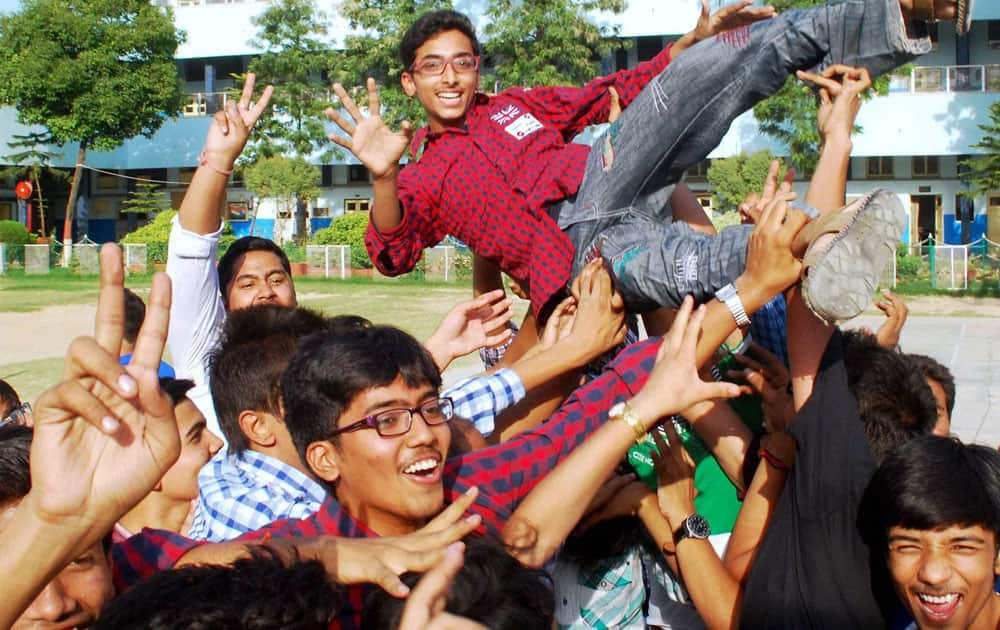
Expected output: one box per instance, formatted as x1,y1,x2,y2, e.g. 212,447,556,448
715,283,751,327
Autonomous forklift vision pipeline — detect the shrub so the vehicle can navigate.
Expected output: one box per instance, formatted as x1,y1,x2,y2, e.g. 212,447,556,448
0,220,33,245
896,254,923,280
312,212,372,269
121,210,176,264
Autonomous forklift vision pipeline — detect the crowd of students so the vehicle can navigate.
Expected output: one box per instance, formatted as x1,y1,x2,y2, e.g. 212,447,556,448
3,0,996,628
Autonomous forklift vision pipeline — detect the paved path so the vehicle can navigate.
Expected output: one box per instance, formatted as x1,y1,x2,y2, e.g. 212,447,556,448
846,315,999,447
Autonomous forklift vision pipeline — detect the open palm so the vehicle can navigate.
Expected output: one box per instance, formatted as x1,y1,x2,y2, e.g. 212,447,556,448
327,78,413,179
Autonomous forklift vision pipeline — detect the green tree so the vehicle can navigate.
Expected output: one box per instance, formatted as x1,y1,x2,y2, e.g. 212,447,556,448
312,211,372,268
243,156,320,245
958,101,1000,198
1,132,69,237
329,0,451,130
246,0,334,240
120,181,171,216
750,0,893,173
706,150,787,213
482,0,625,90
0,0,185,259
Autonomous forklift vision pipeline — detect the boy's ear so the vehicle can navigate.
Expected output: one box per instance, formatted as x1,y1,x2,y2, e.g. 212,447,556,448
994,547,1000,575
306,440,341,485
239,410,277,448
401,72,417,98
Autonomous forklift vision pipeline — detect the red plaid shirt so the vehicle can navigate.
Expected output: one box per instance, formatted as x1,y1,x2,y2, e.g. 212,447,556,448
111,337,662,629
366,46,674,318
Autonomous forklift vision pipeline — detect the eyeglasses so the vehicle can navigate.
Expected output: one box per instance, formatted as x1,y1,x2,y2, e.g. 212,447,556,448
410,53,480,76
327,398,455,439
0,402,31,429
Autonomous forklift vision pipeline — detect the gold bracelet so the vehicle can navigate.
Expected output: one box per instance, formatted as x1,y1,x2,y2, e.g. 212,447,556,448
609,401,647,444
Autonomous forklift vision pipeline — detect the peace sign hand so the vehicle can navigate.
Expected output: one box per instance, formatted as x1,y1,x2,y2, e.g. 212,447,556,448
28,244,180,556
201,72,274,169
327,78,414,180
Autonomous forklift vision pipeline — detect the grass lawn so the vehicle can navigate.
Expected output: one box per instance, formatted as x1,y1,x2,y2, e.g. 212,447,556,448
0,271,529,403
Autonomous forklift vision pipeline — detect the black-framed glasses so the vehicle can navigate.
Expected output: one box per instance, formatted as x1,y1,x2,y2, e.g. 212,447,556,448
0,402,31,429
410,53,480,76
327,397,455,439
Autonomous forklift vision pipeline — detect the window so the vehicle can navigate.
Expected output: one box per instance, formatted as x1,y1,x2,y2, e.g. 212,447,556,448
912,156,940,178
696,195,714,211
95,172,122,191
685,159,711,182
988,20,1000,48
989,194,1000,208
344,198,370,213
312,206,330,217
866,157,894,179
0,201,14,220
349,165,369,182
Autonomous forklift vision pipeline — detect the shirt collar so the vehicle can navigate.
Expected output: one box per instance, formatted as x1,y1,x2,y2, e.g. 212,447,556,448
232,449,328,504
409,92,490,160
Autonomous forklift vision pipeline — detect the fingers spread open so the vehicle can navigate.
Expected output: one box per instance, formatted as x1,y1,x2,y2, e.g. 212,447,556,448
249,84,274,123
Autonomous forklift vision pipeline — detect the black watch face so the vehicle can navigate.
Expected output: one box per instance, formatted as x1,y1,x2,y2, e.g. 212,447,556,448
688,515,711,539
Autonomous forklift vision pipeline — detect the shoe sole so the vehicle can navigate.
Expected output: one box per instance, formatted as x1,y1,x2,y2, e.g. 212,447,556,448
802,189,906,324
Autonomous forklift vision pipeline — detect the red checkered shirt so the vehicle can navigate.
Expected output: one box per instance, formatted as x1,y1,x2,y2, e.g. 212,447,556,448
366,46,674,318
111,337,662,629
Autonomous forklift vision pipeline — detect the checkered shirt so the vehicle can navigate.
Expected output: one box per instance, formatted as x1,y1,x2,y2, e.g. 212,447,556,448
749,294,789,367
112,336,663,629
446,367,525,436
187,449,330,543
366,46,675,319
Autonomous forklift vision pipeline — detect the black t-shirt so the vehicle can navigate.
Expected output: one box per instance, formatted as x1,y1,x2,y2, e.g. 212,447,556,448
741,330,887,629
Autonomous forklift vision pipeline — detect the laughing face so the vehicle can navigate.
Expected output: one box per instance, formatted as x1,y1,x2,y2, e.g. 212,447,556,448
888,524,1000,629
324,376,451,536
401,29,480,133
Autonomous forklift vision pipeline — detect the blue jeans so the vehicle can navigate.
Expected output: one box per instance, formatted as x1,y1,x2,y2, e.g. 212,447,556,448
556,0,930,312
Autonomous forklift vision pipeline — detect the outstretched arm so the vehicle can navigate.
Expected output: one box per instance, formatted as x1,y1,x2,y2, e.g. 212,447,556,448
179,74,273,234
502,298,741,568
327,78,413,234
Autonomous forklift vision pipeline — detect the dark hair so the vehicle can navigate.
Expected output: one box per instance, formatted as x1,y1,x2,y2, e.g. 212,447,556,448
123,288,146,345
907,353,955,416
362,536,553,630
96,547,341,630
0,379,20,417
216,237,292,307
0,424,32,506
208,306,368,455
400,10,481,70
842,331,936,462
159,378,195,406
282,325,442,467
862,436,1000,550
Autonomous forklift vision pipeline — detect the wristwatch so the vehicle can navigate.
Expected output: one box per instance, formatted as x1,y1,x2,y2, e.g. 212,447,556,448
715,283,751,328
609,401,647,444
673,514,711,546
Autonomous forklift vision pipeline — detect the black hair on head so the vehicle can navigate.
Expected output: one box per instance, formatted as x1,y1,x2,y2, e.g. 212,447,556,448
400,10,480,70
841,330,937,462
282,324,442,465
217,237,292,307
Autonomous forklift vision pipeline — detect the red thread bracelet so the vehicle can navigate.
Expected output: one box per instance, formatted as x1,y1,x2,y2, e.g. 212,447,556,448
759,446,790,471
199,150,234,176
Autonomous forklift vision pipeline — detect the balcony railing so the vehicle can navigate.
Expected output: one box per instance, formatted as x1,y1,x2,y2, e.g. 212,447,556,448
889,64,1000,94
181,92,231,117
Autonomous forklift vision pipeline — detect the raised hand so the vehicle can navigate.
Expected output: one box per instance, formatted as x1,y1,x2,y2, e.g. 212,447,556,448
29,244,179,554
739,159,795,225
566,259,627,363
327,78,413,180
741,192,810,301
795,65,872,145
201,73,274,170
873,289,908,349
729,343,794,433
425,290,515,370
630,297,742,423
651,422,698,528
692,0,777,43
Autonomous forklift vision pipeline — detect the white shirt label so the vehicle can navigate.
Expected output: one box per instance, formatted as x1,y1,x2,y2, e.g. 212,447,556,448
504,113,543,140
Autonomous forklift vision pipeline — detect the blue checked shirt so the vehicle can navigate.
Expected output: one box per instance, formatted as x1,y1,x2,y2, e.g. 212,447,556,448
749,294,789,368
189,449,329,542
445,367,525,436
188,368,524,542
